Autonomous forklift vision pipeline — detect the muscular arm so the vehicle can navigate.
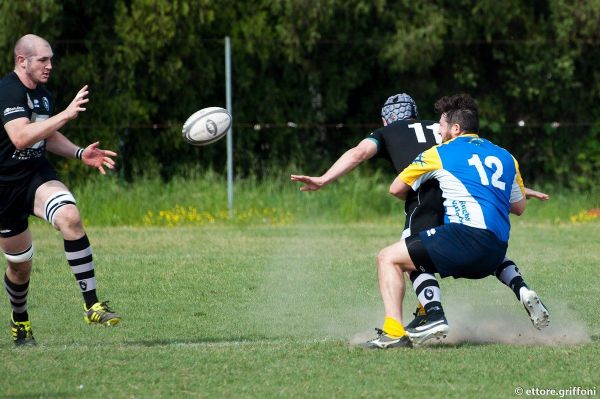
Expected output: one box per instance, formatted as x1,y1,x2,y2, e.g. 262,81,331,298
4,115,71,149
2,85,88,149
291,139,378,191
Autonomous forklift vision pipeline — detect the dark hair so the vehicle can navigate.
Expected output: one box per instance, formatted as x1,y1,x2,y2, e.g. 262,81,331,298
434,93,479,133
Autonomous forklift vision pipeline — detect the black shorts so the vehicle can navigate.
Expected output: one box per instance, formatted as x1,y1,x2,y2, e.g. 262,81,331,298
404,180,445,234
406,223,508,279
0,160,59,238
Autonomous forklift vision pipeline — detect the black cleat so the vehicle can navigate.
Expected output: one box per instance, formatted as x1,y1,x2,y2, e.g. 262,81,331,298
11,316,36,346
406,313,448,346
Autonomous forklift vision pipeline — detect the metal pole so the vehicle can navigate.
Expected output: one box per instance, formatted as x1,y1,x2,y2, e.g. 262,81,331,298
225,36,234,220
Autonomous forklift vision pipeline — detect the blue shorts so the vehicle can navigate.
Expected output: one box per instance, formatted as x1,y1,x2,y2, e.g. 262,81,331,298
405,223,508,279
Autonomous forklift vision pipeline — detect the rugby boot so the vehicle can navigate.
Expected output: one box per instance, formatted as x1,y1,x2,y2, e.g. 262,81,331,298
364,328,413,349
84,301,121,326
520,289,550,330
406,312,448,346
10,315,36,346
405,303,427,329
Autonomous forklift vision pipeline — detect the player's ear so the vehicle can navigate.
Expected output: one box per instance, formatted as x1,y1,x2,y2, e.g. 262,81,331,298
452,123,461,135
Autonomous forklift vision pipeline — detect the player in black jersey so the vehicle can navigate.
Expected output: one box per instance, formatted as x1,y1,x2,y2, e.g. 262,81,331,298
291,93,550,348
0,34,121,345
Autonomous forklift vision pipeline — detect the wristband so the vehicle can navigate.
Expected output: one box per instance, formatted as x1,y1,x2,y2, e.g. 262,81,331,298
75,147,84,160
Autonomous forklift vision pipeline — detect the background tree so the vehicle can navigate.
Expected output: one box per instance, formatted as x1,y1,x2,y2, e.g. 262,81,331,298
0,0,598,188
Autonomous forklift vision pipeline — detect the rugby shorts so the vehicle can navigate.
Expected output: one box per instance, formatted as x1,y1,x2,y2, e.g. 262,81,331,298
405,223,508,279
0,159,60,237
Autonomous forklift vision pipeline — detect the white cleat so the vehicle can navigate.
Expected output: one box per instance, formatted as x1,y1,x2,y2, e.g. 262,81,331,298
521,289,550,330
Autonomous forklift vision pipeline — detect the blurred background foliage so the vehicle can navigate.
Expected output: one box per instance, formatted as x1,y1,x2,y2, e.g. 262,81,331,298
1,0,599,189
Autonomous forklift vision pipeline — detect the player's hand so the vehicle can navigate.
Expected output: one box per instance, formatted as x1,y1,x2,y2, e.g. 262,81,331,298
81,141,117,175
290,175,325,191
525,187,550,201
65,85,89,120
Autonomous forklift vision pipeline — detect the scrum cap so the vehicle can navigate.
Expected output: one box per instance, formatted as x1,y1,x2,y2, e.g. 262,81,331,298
381,93,418,124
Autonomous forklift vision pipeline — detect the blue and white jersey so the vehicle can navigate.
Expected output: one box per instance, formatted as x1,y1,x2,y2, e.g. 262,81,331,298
399,134,525,242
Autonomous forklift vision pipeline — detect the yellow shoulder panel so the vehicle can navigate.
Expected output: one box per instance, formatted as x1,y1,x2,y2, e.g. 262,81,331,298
399,147,442,186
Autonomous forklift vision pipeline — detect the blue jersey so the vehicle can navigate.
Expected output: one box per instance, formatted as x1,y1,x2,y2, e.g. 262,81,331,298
399,134,525,242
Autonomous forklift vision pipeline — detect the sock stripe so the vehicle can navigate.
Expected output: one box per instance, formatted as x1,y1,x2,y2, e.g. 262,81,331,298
65,247,92,261
64,235,91,252
413,272,437,288
8,291,28,301
495,258,516,278
498,265,519,285
74,270,96,281
70,261,94,274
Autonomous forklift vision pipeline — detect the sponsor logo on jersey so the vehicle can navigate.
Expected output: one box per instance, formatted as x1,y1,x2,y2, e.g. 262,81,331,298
450,200,471,222
426,228,436,237
3,106,25,116
12,139,46,160
43,97,50,111
33,99,40,108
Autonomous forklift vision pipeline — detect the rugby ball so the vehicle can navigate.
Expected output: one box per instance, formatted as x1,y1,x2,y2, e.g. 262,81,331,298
182,107,231,146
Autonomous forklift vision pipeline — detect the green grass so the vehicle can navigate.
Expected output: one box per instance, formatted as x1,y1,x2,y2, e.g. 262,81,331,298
1,220,599,398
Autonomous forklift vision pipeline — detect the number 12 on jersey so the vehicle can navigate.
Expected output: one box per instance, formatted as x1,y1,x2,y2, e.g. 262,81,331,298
468,154,506,190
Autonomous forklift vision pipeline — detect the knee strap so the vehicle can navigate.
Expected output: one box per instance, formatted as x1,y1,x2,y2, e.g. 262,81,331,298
43,191,77,227
4,244,34,263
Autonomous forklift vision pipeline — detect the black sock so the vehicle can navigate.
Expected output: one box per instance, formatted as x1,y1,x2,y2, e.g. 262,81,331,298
64,235,98,307
495,258,529,300
4,273,30,322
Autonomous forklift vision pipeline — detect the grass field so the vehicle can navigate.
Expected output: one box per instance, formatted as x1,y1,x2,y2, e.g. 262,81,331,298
1,218,599,398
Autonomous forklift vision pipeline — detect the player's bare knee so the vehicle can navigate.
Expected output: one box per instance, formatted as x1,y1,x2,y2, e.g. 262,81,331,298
53,205,83,232
376,249,391,267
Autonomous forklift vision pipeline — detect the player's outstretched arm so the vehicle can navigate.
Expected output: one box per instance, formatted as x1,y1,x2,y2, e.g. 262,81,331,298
3,85,89,149
291,139,377,191
524,187,550,201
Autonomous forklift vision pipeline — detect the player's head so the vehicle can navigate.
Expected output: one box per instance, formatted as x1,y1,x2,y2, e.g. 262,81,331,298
434,93,479,141
14,34,53,86
381,93,419,125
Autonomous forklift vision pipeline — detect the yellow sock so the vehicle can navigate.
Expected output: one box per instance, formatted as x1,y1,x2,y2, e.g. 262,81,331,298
383,316,407,338
417,303,426,316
